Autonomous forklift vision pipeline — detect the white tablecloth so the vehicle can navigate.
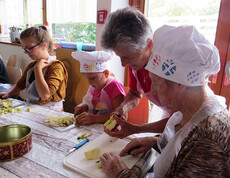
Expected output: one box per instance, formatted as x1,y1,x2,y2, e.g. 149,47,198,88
0,100,104,178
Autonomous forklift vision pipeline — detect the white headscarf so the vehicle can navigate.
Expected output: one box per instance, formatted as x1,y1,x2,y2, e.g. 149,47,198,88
145,25,220,86
71,50,114,73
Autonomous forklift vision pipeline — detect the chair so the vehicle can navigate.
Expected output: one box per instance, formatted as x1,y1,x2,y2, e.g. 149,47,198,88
6,66,22,85
7,55,17,67
124,87,149,124
56,48,89,113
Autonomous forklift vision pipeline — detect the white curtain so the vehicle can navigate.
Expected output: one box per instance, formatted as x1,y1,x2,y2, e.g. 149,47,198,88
47,0,97,23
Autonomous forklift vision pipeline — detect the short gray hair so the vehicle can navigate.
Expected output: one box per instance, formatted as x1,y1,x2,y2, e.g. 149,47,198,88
101,6,153,52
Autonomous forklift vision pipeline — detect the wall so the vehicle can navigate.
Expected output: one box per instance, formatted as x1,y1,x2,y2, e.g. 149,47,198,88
0,43,31,72
96,0,129,85
96,0,129,50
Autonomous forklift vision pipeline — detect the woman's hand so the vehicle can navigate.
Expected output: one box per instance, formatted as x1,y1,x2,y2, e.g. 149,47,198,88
74,103,88,116
100,152,128,178
120,137,158,156
111,106,127,119
75,112,95,126
104,116,136,139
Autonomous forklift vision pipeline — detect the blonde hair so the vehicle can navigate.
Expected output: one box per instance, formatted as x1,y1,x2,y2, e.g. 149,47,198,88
20,26,53,55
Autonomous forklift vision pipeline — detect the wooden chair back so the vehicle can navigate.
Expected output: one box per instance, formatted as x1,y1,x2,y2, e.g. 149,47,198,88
7,55,17,67
6,66,22,85
56,48,89,113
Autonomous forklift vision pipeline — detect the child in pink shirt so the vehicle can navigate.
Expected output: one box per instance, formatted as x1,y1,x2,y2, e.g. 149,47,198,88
72,50,125,125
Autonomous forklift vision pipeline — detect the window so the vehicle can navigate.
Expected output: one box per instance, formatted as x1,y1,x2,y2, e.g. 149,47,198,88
0,0,43,34
0,0,25,34
47,0,96,44
145,0,221,44
27,0,43,26
0,0,97,45
146,0,221,122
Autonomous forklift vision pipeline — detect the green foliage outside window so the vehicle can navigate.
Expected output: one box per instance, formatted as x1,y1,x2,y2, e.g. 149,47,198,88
52,22,96,44
148,0,220,17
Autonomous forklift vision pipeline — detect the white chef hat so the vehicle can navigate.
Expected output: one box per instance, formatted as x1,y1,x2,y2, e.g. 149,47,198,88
145,25,220,86
71,50,114,73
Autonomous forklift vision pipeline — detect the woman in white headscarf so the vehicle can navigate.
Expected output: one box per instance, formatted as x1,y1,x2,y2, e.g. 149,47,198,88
99,25,230,178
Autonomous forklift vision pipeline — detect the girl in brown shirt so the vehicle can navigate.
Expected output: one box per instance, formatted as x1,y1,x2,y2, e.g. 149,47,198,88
0,26,68,111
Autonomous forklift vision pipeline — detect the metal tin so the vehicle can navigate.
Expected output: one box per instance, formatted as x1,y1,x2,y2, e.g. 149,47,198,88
0,124,32,161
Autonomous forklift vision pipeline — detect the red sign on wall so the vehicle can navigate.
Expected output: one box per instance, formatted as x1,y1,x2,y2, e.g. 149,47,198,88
97,10,107,24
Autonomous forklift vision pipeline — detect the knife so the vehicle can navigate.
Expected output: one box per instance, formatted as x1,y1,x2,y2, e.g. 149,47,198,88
66,138,89,156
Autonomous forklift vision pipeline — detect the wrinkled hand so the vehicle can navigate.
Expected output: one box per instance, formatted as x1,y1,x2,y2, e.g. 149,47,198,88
75,112,95,126
111,106,128,119
0,92,8,99
100,152,128,178
74,104,88,116
104,116,135,139
120,137,158,156
34,59,51,71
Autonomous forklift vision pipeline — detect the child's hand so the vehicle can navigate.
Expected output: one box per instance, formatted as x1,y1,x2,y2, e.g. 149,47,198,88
34,59,51,70
74,103,88,116
75,112,95,126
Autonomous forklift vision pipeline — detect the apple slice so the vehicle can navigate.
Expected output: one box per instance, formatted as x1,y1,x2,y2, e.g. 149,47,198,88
84,147,101,160
97,161,102,169
104,114,117,131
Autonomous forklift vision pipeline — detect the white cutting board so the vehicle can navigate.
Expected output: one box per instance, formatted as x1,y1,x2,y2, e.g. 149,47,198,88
63,133,141,178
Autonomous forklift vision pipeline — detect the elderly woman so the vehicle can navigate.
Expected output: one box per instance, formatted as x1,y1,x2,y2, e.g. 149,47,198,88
99,25,230,177
101,7,170,138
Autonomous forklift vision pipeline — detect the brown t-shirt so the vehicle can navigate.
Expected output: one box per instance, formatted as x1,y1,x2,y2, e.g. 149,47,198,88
17,59,68,104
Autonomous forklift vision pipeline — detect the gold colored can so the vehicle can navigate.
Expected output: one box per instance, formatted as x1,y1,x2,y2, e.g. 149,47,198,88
0,124,32,161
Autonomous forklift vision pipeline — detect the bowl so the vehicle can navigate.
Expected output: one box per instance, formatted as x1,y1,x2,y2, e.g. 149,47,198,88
0,124,32,161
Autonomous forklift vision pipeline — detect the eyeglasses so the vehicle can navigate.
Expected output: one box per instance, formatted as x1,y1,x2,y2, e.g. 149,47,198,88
22,42,42,53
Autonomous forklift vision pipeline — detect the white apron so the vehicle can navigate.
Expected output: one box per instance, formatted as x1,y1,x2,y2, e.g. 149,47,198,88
26,56,63,111
82,77,114,115
154,91,225,178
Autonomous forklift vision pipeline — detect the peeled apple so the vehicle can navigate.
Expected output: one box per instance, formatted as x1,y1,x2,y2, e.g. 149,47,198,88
97,161,102,169
84,147,101,160
104,114,117,131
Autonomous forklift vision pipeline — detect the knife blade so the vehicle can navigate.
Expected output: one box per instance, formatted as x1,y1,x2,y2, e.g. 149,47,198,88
66,138,90,156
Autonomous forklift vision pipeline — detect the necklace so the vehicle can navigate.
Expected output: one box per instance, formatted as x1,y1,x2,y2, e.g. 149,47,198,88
143,71,149,84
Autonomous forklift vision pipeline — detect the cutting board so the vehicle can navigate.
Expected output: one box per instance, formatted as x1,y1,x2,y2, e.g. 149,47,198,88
63,133,141,178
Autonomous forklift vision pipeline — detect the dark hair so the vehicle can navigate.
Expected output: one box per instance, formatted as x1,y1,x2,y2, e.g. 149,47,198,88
20,26,54,55
101,6,153,52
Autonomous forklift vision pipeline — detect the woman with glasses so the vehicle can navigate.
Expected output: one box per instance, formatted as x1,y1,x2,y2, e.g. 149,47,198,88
0,26,68,111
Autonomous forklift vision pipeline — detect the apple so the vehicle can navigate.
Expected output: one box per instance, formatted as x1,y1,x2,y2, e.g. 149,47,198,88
97,161,102,169
84,147,101,160
104,114,117,131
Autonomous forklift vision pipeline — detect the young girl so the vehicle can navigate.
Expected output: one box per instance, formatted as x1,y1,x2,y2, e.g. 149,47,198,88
0,26,68,111
71,50,125,125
